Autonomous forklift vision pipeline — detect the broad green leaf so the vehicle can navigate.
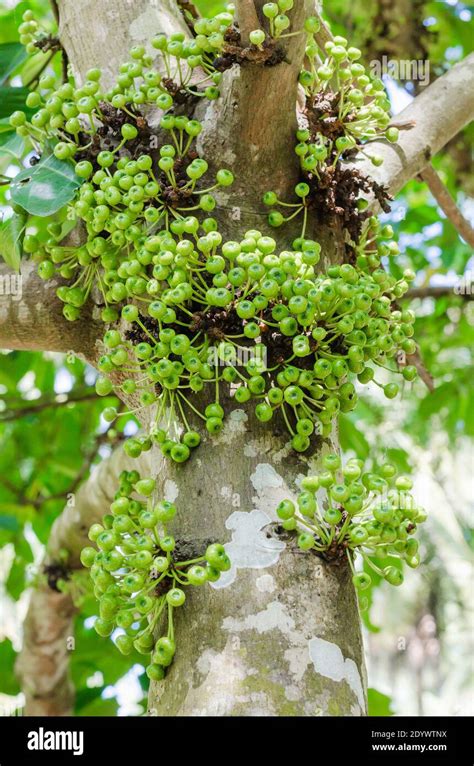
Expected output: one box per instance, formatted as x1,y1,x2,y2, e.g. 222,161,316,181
0,129,25,157
0,640,20,695
5,557,26,599
0,42,28,85
195,1,226,15
20,50,51,89
0,502,34,520
10,152,83,216
59,215,78,239
0,348,34,390
339,414,370,459
0,514,20,532
418,382,452,419
77,696,119,717
29,350,56,391
368,688,394,716
384,448,411,474
0,86,31,119
15,534,33,564
0,117,14,134
0,131,26,174
75,686,106,712
0,210,27,271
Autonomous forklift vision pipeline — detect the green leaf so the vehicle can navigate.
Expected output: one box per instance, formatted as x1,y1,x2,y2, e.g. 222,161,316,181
0,117,15,135
75,686,106,711
0,639,20,695
0,514,20,532
10,152,83,216
0,131,26,174
368,688,394,716
339,414,370,459
384,448,412,474
0,129,25,156
0,501,34,520
20,51,51,90
15,534,33,564
0,86,31,119
418,382,451,419
0,211,27,271
5,557,26,599
0,43,28,85
77,696,119,716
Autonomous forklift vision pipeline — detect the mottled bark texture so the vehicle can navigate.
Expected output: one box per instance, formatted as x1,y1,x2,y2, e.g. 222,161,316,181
4,0,474,717
148,393,366,715
58,0,189,90
195,1,315,237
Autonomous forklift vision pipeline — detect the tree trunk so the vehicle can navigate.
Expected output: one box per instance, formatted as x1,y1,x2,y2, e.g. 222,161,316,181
53,0,368,717
148,392,366,715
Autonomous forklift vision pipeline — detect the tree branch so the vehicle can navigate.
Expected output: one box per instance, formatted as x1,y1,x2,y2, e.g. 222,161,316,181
15,446,152,716
405,349,434,393
419,165,474,250
34,425,126,509
351,53,474,197
235,1,261,45
405,285,473,300
312,6,333,49
0,260,102,361
176,0,200,32
0,387,101,422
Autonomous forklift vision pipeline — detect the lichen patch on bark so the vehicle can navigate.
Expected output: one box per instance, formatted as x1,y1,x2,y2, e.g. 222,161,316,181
309,637,365,712
222,600,296,636
163,479,179,503
211,509,286,589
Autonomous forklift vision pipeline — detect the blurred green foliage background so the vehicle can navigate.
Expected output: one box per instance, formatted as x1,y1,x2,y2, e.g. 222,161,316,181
0,0,472,716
